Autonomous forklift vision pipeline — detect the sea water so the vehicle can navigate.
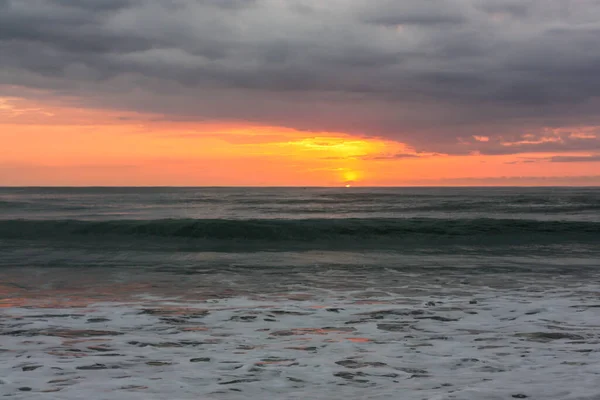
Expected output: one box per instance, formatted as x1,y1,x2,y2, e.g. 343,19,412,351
1,187,599,399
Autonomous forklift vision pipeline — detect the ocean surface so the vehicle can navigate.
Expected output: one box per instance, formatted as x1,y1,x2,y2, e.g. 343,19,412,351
1,187,599,399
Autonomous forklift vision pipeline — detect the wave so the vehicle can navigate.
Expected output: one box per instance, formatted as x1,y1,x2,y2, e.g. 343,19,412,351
246,203,600,214
0,200,91,211
0,218,599,250
0,200,27,209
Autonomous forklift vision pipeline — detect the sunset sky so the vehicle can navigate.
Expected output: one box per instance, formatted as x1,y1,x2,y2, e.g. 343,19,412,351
1,0,599,186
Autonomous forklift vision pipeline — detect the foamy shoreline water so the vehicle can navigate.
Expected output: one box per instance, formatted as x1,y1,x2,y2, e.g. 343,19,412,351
2,273,600,400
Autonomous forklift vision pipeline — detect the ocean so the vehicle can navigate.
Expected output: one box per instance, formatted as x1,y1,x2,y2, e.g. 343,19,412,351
1,187,599,399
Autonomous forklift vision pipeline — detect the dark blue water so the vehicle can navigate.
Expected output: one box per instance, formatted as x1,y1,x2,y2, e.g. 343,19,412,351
0,187,598,270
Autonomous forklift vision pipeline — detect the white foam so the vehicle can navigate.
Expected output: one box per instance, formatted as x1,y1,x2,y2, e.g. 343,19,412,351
2,278,600,399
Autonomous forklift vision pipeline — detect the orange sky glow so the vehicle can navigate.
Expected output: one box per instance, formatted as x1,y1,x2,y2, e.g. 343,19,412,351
1,94,599,186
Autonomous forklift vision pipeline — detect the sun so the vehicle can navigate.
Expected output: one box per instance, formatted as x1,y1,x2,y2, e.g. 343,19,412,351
342,170,359,187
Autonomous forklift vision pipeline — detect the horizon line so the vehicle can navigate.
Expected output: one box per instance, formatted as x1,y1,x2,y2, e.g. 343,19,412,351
1,185,599,189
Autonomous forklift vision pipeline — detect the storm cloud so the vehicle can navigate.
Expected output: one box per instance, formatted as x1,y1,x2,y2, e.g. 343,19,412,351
1,0,600,154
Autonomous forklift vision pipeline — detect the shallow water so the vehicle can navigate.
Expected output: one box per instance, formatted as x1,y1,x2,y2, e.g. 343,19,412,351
1,188,599,399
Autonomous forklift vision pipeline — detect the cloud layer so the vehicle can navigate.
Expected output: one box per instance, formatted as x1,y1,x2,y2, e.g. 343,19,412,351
1,0,600,154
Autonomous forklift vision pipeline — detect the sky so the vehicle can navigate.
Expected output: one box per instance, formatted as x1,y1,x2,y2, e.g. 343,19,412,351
1,0,600,186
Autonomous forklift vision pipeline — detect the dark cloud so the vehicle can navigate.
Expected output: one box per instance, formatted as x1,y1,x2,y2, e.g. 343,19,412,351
504,160,538,165
362,0,467,26
1,0,600,155
460,131,600,156
549,155,600,163
394,175,600,186
361,153,422,160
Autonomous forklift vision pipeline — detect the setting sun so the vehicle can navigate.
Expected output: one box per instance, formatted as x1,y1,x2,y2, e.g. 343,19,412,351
343,170,360,184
